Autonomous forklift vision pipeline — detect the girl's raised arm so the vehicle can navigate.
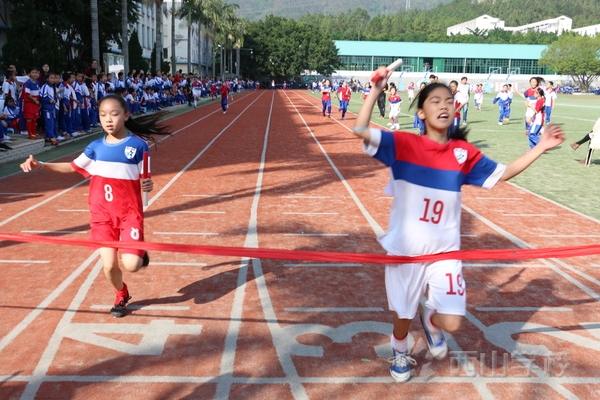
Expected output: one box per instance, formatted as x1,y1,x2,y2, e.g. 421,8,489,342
352,67,392,144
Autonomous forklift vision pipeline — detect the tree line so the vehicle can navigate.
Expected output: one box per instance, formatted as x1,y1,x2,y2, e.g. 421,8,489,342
297,0,600,44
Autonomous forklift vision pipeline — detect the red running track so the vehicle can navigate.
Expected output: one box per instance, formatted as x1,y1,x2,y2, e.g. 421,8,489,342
1,89,600,399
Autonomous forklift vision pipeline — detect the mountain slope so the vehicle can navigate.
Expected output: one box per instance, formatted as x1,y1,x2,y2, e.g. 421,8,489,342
226,0,452,21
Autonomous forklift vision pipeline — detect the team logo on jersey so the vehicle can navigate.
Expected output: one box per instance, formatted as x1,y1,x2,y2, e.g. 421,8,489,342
124,146,137,159
130,227,140,240
454,148,468,165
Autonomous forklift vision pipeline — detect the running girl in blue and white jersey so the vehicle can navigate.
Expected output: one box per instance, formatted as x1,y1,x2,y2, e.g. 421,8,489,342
351,66,564,384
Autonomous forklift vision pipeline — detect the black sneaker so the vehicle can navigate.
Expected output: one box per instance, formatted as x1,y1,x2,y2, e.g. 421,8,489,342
142,252,150,267
0,143,12,150
110,285,131,318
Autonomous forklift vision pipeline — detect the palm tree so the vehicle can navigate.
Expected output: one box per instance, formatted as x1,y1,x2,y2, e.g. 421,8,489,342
212,3,239,79
122,0,129,73
171,1,177,73
178,0,230,75
143,0,165,72
91,0,100,66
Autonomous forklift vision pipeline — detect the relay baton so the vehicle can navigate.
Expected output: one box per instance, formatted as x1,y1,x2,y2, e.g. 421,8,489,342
371,58,403,83
142,151,150,207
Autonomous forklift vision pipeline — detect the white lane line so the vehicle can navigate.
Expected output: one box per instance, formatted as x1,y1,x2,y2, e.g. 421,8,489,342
0,251,100,356
282,212,338,215
284,307,384,312
57,209,88,212
20,230,87,234
0,260,50,264
168,210,226,214
502,213,556,217
506,181,600,225
147,92,266,210
153,231,219,236
540,234,600,238
285,92,385,236
145,262,208,267
6,375,600,384
283,233,348,237
475,307,572,312
463,203,600,299
461,234,477,237
21,256,102,400
377,196,392,199
281,195,331,199
284,263,362,267
0,180,90,228
475,197,523,200
216,92,311,398
18,92,266,398
182,194,233,198
90,305,190,311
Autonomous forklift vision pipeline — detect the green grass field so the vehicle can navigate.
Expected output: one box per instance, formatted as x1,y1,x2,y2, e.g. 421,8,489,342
308,90,600,221
4,91,600,221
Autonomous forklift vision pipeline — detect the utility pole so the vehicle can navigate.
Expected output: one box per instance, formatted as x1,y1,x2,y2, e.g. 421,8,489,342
406,0,410,11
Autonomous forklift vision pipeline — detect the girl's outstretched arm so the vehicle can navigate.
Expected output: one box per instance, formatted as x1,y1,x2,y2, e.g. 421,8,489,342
20,154,76,173
501,124,565,181
352,67,393,144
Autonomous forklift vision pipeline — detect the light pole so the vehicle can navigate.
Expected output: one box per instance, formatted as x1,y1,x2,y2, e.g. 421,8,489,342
236,48,253,77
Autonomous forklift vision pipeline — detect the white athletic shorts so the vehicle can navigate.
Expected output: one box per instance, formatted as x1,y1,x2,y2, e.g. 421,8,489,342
192,88,202,97
385,259,466,319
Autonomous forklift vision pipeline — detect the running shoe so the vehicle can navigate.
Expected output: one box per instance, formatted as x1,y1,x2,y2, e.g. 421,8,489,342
110,283,131,318
388,348,416,383
419,305,448,359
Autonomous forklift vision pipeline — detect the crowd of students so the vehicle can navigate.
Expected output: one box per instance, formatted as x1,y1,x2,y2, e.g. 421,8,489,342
0,61,256,150
315,73,560,152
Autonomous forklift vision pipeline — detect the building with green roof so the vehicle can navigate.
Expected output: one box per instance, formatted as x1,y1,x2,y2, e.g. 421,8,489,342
334,40,552,75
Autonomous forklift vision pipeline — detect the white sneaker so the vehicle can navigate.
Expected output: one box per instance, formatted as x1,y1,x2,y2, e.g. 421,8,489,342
20,130,29,135
419,305,448,360
389,348,417,383
56,135,65,141
71,132,79,137
2,135,12,142
498,122,503,126
387,122,392,126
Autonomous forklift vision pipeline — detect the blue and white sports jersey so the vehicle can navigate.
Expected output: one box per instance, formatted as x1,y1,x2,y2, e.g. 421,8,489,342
72,133,149,221
365,129,506,256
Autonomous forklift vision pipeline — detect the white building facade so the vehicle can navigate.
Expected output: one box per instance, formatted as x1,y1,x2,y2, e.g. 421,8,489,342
105,1,214,76
573,23,600,37
163,0,214,76
446,15,505,36
448,15,599,37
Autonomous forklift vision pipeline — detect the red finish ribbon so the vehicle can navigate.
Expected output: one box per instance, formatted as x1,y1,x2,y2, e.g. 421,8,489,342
1,233,599,264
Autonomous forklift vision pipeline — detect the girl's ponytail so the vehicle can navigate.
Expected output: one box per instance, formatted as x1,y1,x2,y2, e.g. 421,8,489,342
99,94,170,143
